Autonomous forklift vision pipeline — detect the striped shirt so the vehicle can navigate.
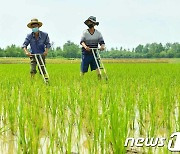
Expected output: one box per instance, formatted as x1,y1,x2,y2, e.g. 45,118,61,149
80,29,105,55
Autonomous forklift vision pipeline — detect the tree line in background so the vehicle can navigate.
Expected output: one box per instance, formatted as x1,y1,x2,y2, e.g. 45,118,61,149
0,41,180,58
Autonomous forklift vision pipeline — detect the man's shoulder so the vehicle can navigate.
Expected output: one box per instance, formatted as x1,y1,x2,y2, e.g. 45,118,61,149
82,29,89,34
95,29,101,34
26,32,33,38
39,31,48,36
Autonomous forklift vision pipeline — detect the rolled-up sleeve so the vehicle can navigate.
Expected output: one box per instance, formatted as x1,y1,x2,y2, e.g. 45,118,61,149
98,32,105,45
45,34,51,48
22,34,31,48
80,32,86,44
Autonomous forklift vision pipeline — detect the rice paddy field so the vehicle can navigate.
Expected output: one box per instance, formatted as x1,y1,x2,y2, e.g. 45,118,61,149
0,58,179,153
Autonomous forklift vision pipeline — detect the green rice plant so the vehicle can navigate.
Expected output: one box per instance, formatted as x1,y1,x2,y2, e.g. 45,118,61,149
0,61,179,153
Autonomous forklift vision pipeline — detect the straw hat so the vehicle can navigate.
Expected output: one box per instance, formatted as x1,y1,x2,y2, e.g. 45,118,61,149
27,18,43,28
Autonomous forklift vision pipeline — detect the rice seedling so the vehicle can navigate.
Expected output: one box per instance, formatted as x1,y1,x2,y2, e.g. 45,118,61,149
0,61,179,153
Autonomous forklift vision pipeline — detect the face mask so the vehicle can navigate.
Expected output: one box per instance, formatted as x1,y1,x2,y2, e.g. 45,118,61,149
32,27,39,33
87,24,94,29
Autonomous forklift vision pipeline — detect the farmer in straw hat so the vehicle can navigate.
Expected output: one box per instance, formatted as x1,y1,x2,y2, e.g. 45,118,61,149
80,16,105,79
22,18,51,78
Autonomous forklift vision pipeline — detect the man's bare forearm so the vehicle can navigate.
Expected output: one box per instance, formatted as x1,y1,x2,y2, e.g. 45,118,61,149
23,47,28,54
23,47,31,56
43,48,48,56
81,42,88,49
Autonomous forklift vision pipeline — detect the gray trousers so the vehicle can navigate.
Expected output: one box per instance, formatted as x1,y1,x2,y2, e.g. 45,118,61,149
29,55,46,74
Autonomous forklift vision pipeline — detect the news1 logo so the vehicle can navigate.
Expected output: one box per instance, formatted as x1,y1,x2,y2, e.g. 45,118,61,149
168,132,180,152
124,132,180,152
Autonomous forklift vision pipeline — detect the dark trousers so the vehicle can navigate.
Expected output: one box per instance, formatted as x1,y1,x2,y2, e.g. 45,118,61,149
29,55,46,74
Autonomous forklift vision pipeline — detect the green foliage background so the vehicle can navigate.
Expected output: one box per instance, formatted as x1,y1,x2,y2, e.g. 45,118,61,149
1,41,180,58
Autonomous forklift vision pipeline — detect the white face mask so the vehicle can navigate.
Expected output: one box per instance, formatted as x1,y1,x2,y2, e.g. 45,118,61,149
32,27,39,33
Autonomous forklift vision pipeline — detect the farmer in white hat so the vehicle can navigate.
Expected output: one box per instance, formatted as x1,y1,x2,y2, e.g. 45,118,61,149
22,18,51,78
80,16,105,79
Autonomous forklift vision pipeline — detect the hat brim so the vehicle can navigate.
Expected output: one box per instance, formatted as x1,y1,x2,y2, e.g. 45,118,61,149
84,19,99,26
27,22,43,28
